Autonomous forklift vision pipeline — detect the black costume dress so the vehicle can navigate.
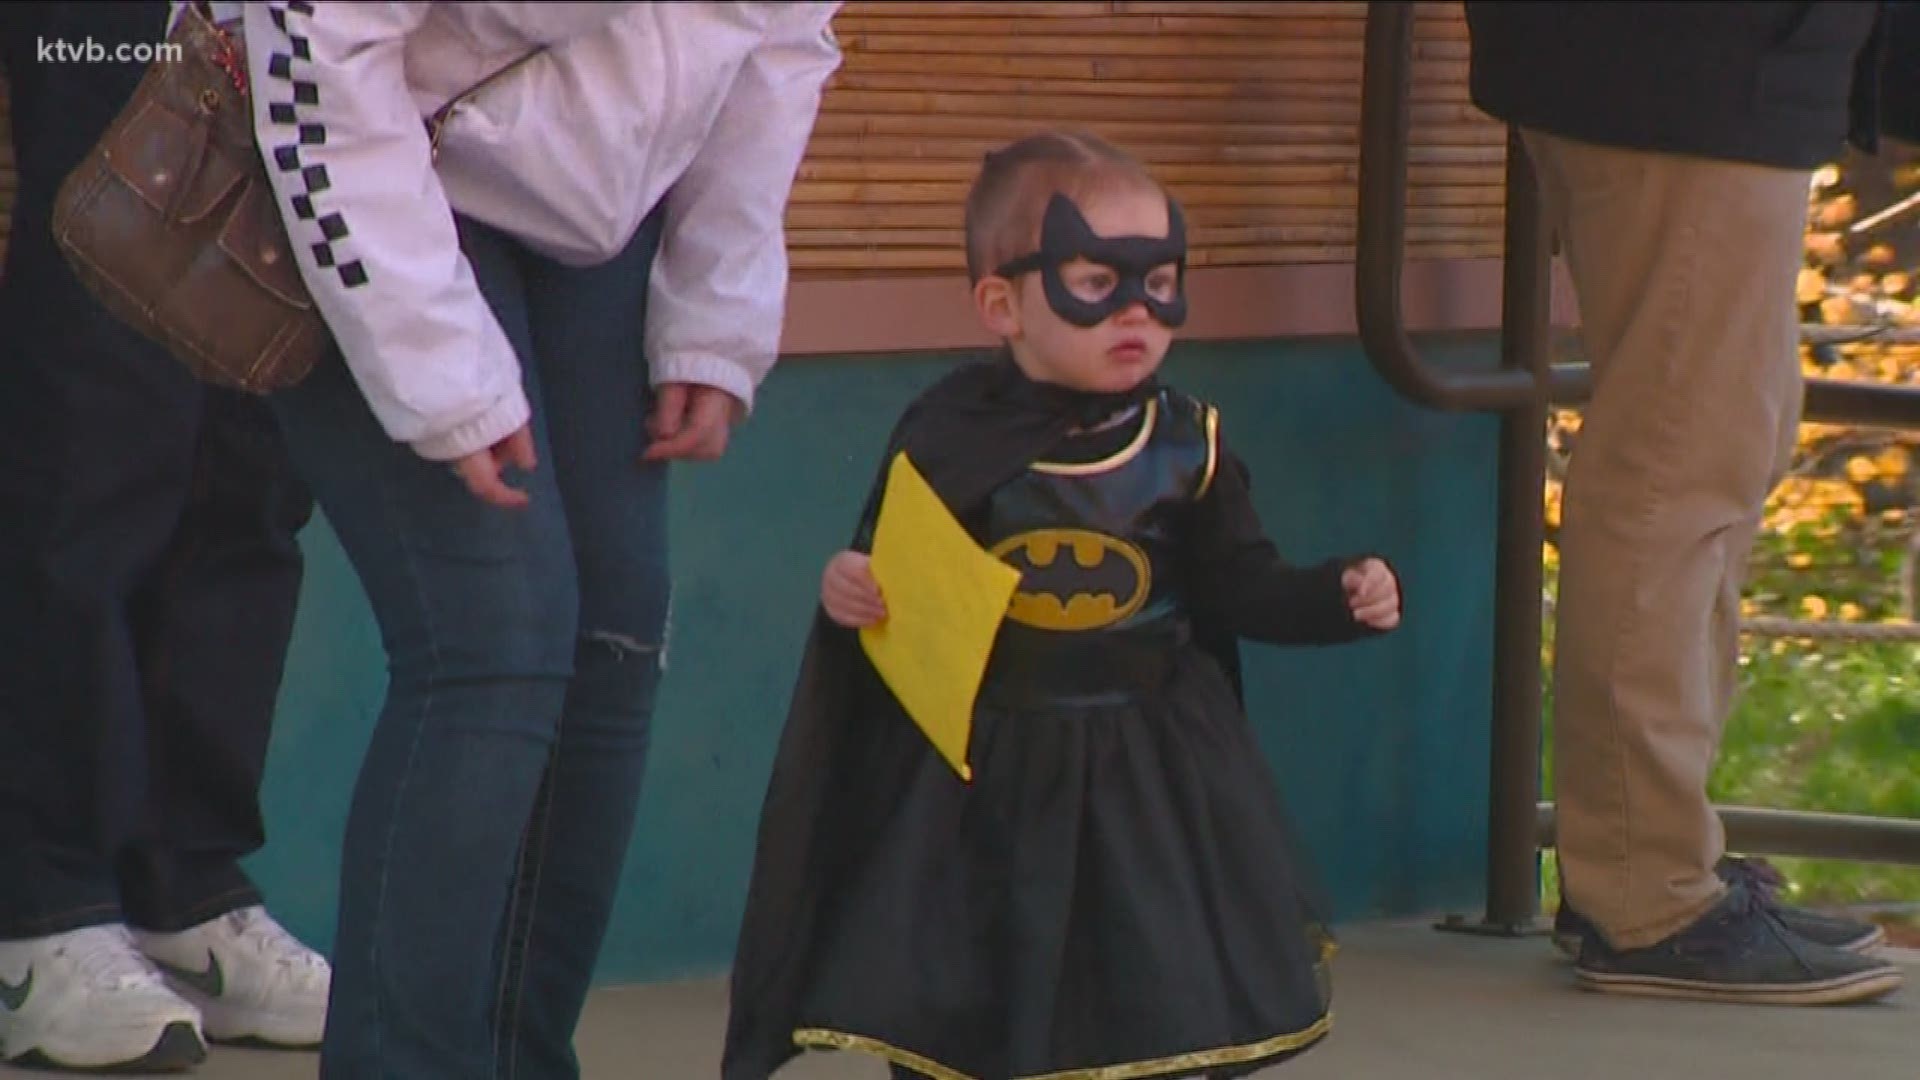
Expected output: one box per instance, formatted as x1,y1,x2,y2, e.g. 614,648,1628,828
723,357,1393,1080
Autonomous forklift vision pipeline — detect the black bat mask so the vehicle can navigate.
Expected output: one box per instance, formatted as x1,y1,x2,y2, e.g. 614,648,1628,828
993,193,1189,329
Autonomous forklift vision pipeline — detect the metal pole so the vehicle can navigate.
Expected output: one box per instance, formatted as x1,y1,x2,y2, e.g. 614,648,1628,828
1439,129,1553,937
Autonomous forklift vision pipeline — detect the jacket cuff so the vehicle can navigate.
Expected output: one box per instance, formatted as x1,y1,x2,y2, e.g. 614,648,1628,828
651,353,759,418
409,386,532,462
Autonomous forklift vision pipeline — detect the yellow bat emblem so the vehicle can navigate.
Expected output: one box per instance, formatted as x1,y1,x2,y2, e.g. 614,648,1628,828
990,529,1151,632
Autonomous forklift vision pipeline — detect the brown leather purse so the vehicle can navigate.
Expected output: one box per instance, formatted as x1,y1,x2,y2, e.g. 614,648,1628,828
50,3,326,395
49,3,541,396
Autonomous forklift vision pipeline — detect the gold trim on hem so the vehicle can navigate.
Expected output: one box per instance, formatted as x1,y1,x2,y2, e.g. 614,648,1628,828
793,1030,975,1080
793,1011,1333,1080
1032,399,1159,476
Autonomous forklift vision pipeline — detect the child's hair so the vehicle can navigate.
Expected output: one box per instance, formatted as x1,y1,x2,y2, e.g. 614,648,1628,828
963,129,1169,285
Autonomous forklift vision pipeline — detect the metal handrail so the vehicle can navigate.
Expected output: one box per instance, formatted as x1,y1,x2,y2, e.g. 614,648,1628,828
1538,805,1920,868
1550,364,1920,428
1356,1,1540,411
1361,6,1920,430
1356,0,1920,935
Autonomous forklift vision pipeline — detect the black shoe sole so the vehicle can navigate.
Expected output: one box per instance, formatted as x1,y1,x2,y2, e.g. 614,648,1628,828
4,1021,208,1074
208,1033,322,1052
1576,964,1905,1006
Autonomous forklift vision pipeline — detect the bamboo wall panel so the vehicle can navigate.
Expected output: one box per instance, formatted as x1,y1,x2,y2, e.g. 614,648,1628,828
790,0,1504,277
0,4,1504,280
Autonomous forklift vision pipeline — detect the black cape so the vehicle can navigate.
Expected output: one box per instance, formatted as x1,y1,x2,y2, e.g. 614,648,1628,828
720,355,1322,1080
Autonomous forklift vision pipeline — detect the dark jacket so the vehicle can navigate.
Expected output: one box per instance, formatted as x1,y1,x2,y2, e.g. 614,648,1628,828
1886,2,1920,144
1466,2,1886,170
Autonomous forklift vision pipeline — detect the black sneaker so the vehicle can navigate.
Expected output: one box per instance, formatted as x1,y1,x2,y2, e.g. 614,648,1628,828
1573,881,1905,1005
1553,856,1886,959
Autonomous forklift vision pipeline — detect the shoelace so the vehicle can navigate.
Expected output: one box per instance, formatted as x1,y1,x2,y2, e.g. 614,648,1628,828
63,926,167,992
1721,856,1791,903
226,909,329,976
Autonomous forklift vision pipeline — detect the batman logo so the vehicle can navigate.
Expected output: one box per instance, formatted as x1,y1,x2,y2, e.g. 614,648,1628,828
990,529,1151,632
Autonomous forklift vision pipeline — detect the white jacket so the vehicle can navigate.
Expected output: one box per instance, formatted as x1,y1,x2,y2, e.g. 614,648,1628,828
177,2,842,461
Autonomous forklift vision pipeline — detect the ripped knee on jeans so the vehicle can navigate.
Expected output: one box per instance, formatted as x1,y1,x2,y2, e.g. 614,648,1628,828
580,588,673,670
581,630,664,665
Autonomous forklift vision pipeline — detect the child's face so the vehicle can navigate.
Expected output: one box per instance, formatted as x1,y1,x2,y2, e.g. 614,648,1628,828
978,187,1182,395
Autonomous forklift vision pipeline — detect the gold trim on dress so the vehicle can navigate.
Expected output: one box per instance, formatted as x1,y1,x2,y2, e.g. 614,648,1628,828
792,1030,975,1080
793,1012,1333,1080
1195,405,1220,501
1032,399,1159,476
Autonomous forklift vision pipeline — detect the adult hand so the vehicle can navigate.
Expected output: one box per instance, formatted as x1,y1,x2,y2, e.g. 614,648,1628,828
452,423,538,511
642,383,741,463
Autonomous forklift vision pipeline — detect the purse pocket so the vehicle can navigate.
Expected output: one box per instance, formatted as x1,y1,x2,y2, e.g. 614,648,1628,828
52,91,251,318
217,179,314,310
106,94,247,226
160,177,321,371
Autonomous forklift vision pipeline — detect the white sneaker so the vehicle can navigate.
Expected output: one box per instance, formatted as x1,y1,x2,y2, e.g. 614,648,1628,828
133,906,330,1049
0,924,208,1071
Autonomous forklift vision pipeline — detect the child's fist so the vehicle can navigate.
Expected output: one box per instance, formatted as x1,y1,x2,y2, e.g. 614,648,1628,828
822,550,888,629
1342,558,1401,631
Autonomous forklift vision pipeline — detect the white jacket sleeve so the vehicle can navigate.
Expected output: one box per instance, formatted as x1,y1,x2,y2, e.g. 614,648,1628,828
238,1,528,462
644,4,844,415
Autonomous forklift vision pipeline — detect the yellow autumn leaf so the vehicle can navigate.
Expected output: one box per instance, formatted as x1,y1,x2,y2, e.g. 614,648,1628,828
1788,551,1815,569
1816,193,1858,229
1820,296,1856,326
1884,272,1911,297
1806,232,1846,264
1840,602,1865,622
1801,595,1830,619
1797,268,1829,305
1875,446,1910,478
1846,455,1878,484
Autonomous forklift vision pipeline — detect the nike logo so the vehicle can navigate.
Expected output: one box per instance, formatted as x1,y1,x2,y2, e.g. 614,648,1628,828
0,968,30,1012
155,953,224,999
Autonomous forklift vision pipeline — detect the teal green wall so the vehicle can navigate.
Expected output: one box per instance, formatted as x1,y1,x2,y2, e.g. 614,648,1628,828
243,337,1504,985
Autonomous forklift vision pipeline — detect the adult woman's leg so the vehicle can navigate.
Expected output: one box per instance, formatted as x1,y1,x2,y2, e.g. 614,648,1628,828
271,218,579,1080
488,210,672,1080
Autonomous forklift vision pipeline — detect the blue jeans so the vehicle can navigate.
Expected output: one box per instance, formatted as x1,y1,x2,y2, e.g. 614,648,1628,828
269,212,671,1079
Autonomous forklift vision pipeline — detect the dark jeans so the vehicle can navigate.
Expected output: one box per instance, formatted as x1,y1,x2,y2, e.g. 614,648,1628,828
269,211,671,1079
0,2,312,938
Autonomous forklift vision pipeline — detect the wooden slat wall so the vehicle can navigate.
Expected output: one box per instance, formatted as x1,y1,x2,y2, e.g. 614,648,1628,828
0,3,1503,281
790,0,1503,277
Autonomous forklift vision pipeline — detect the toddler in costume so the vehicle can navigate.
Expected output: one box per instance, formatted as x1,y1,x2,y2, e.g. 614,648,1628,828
723,130,1404,1080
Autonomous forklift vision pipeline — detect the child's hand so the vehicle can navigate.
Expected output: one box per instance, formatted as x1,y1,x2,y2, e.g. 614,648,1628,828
1342,558,1401,631
822,551,888,629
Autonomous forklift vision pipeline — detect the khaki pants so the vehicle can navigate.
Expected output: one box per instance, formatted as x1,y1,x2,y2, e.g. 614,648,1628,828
1525,130,1811,950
